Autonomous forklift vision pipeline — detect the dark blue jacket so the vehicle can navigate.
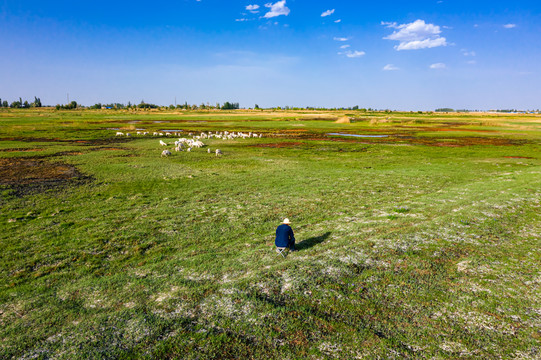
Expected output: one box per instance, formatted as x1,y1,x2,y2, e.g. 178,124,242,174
275,224,295,247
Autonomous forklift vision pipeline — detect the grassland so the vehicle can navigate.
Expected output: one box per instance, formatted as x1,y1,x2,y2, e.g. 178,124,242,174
0,109,540,359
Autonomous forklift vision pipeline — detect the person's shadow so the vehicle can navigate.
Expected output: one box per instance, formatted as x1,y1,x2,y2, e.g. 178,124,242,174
296,232,331,251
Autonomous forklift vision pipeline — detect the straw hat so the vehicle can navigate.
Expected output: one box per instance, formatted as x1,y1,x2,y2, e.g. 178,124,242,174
282,218,291,224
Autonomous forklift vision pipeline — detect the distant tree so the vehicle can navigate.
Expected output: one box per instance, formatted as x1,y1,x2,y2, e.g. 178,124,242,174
33,97,42,107
90,103,102,109
254,104,260,109
2,100,8,108
138,101,158,109
435,108,454,112
221,102,239,110
23,100,30,108
0,98,2,108
10,100,22,108
352,105,359,110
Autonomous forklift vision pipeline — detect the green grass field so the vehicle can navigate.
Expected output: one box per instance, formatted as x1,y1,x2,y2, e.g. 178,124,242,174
1,109,540,359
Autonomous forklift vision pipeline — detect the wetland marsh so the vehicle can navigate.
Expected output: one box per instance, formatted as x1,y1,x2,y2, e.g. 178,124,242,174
0,109,540,359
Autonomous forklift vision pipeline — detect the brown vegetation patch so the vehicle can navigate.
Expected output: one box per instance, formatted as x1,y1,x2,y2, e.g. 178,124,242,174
0,137,131,146
0,157,91,196
0,148,43,152
503,156,535,159
89,147,129,151
53,151,85,156
275,131,525,147
431,128,497,133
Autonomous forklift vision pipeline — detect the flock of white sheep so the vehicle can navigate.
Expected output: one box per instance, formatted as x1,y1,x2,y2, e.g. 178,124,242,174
114,130,263,158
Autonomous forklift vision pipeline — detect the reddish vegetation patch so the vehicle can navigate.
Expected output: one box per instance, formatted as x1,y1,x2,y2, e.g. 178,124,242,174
431,128,496,133
504,156,535,159
90,147,129,151
0,148,43,152
0,157,91,196
54,151,85,156
0,137,131,145
252,142,303,148
276,131,523,147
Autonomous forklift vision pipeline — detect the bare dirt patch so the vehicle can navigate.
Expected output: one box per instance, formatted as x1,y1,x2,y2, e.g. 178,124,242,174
0,157,91,196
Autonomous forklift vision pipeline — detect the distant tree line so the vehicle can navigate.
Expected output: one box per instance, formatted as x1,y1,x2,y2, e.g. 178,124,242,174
0,97,41,108
56,101,78,110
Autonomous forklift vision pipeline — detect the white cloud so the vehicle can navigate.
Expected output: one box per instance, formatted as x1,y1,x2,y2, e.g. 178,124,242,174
347,51,365,58
503,23,517,29
263,1,290,18
395,37,447,50
333,37,350,41
467,60,477,65
430,63,446,69
246,4,260,13
236,18,248,22
321,9,335,17
340,44,350,49
383,64,399,71
461,49,476,57
334,19,341,23
339,50,365,58
383,19,448,51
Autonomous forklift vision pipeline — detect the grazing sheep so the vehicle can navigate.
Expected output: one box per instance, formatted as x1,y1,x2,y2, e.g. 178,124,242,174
136,131,142,135
161,150,172,157
192,140,204,148
126,133,131,137
116,131,124,136
187,147,192,152
207,148,211,153
153,132,159,136
160,140,167,146
215,149,222,156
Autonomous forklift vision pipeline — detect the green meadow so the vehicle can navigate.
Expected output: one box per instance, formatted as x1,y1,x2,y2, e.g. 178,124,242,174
1,109,540,359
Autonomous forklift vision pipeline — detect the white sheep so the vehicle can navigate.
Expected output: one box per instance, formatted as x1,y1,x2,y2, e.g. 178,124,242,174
116,131,124,136
215,149,222,156
161,150,172,157
153,132,159,136
126,133,131,137
207,148,211,153
192,140,204,148
187,147,192,152
160,140,167,146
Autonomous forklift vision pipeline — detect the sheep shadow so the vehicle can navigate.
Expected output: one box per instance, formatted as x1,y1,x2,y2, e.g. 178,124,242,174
296,232,331,251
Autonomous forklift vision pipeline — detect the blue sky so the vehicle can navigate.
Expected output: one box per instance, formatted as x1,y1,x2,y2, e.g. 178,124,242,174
1,0,539,109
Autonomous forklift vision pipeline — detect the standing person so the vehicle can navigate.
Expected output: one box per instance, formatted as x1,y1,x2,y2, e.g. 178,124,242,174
275,218,296,251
